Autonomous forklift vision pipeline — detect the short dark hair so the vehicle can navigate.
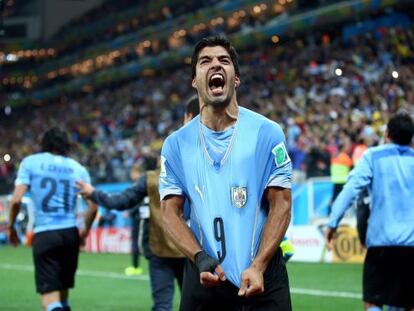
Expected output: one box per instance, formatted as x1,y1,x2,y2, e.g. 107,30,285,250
185,94,199,117
387,112,414,145
191,36,240,79
143,155,158,171
41,127,71,156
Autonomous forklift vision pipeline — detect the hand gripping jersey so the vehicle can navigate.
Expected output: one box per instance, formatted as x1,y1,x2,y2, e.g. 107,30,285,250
159,107,292,287
15,152,91,233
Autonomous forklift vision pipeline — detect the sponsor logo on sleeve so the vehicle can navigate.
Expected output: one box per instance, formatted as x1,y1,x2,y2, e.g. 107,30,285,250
272,142,290,167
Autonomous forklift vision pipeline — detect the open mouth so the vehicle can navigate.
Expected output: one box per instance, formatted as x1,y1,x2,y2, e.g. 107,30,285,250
208,73,225,95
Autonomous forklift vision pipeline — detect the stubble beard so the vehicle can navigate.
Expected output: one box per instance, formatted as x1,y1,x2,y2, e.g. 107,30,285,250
203,88,234,108
209,96,229,108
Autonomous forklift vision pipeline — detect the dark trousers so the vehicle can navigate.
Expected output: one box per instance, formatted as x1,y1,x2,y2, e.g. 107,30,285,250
130,216,140,267
364,247,414,307
131,217,151,266
149,255,185,311
328,183,345,215
32,227,80,293
180,249,291,311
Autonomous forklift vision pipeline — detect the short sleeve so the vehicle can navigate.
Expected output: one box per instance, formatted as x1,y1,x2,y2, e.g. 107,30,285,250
159,136,185,200
80,166,91,184
261,123,292,189
15,157,31,186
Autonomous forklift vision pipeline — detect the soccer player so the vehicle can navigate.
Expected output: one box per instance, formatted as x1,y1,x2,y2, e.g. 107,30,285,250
7,127,97,311
326,112,414,311
159,36,292,310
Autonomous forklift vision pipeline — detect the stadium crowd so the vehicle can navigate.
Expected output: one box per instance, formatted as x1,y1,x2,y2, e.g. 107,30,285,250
0,0,274,79
1,21,414,191
54,0,223,55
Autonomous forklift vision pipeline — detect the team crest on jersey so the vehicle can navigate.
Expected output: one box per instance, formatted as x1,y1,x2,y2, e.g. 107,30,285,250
231,187,247,208
272,142,290,167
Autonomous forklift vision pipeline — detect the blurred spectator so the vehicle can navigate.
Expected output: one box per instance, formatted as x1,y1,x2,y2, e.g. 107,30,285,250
305,138,330,178
328,138,353,214
288,137,307,184
352,137,368,165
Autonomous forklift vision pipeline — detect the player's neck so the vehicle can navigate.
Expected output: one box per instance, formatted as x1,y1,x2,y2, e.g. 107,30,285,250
200,99,238,131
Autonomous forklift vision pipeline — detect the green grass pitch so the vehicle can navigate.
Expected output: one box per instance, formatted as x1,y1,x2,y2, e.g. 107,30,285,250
0,245,362,310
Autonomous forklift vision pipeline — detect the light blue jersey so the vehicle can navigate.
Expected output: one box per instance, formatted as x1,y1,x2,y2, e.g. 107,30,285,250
328,144,414,247
15,152,91,233
160,107,292,287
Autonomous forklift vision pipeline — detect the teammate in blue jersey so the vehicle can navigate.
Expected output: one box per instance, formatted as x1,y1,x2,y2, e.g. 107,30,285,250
326,112,414,311
7,127,97,311
160,36,292,310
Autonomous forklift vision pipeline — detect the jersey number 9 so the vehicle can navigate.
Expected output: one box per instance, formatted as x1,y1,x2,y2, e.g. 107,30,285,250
214,217,226,262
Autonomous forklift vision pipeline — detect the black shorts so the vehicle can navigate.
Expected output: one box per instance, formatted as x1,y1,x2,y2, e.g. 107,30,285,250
364,246,414,308
32,227,80,294
180,248,291,311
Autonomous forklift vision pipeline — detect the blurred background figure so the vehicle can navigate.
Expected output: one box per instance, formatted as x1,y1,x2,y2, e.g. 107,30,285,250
326,112,414,311
124,155,158,276
328,137,353,215
305,138,330,179
8,127,97,311
124,163,145,276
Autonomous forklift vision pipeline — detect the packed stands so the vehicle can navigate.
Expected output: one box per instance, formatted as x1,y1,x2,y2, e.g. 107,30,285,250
1,0,413,193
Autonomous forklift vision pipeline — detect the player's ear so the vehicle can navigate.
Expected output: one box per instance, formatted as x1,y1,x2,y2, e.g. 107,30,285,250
192,78,197,89
234,76,240,88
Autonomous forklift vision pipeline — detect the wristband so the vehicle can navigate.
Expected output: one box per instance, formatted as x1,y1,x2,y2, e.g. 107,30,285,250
194,251,219,273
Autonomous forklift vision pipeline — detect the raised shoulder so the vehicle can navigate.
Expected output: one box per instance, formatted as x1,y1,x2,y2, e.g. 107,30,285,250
240,107,283,132
163,115,200,149
22,153,42,163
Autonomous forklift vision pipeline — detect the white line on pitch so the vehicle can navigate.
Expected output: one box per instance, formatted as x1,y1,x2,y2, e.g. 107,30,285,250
290,287,361,299
1,263,361,299
0,263,149,281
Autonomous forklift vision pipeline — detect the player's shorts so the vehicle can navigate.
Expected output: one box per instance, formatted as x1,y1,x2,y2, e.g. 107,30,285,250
32,227,80,294
180,248,291,311
364,246,414,308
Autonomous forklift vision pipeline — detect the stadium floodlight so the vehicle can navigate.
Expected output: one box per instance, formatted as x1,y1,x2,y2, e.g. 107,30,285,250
4,154,11,162
335,68,342,76
272,35,280,43
5,53,18,62
392,70,399,79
